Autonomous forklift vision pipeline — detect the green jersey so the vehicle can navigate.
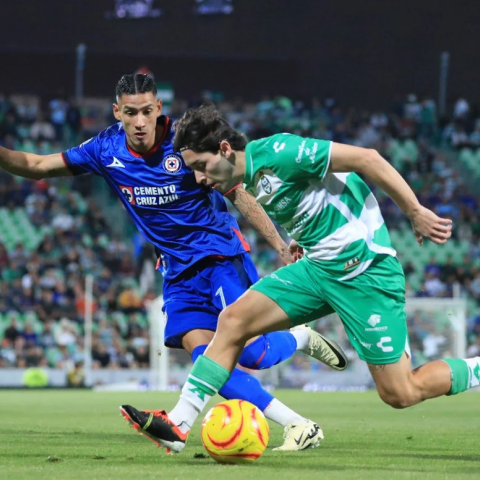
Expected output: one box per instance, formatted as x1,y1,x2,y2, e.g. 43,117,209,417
244,133,396,280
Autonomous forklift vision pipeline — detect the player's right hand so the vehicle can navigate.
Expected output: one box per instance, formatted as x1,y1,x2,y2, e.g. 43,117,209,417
409,205,452,246
288,240,304,262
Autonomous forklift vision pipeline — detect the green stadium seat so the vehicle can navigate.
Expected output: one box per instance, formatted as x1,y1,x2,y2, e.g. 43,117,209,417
459,148,474,164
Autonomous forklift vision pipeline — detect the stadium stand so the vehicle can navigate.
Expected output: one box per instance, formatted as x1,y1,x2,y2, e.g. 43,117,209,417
0,92,479,374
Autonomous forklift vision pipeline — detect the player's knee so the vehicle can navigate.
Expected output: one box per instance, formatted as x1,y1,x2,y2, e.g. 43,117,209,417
218,305,250,342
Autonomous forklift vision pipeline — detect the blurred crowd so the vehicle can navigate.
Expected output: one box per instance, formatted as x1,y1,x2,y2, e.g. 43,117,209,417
0,91,479,374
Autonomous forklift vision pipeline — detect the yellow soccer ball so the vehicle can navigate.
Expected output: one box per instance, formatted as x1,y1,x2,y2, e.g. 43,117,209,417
201,399,270,464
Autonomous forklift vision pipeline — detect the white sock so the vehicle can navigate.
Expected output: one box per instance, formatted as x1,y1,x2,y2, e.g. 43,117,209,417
169,378,216,434
263,398,308,427
169,397,200,434
290,329,310,351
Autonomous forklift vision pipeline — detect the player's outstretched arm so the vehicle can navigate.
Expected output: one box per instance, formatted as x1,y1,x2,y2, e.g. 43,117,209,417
0,146,72,180
224,185,293,264
329,143,452,246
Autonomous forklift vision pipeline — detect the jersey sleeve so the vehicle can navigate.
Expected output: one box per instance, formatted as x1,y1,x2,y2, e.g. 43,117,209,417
62,136,103,176
265,134,332,181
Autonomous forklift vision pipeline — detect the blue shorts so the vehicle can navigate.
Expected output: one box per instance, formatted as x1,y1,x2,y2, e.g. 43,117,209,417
163,254,259,348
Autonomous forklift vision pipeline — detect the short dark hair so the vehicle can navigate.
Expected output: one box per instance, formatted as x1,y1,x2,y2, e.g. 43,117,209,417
173,103,247,154
115,74,157,99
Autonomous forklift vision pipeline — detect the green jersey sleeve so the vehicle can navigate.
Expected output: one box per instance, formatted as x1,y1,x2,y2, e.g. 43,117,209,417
248,133,332,183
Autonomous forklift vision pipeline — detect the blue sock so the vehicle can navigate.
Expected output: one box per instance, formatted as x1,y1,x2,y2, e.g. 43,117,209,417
238,332,297,370
191,345,274,411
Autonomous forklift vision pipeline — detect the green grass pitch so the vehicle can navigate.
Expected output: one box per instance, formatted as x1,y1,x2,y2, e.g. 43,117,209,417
0,390,478,480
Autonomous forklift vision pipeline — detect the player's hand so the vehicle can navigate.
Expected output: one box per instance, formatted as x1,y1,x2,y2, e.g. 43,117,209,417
288,240,304,262
278,245,295,265
409,206,452,246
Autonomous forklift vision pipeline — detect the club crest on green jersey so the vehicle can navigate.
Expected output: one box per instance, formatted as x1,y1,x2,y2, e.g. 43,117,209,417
259,172,272,194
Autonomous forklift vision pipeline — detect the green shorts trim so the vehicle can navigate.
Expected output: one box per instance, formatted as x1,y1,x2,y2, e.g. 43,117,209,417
250,255,408,365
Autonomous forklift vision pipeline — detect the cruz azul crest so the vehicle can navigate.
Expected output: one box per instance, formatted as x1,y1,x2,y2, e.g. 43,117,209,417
163,154,182,174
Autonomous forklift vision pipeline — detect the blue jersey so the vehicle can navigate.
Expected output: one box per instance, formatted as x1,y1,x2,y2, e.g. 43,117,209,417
63,116,249,280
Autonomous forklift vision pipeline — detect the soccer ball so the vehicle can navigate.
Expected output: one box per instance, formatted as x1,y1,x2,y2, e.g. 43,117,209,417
201,399,270,464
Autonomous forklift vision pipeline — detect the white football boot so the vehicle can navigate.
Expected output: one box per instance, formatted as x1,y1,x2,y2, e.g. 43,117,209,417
291,324,348,371
273,421,324,451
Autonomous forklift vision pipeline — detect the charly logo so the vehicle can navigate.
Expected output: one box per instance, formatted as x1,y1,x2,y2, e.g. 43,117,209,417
260,173,272,194
376,336,393,353
163,154,182,174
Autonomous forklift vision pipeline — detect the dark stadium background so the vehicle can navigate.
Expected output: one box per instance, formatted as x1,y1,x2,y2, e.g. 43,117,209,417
1,0,479,106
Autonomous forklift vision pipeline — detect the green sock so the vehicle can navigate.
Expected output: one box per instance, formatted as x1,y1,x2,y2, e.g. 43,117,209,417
443,357,480,396
181,355,230,411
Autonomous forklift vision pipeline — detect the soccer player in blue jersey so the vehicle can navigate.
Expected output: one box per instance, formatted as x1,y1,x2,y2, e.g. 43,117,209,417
0,74,347,451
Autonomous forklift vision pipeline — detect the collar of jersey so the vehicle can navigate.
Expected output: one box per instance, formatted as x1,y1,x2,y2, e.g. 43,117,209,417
126,116,171,158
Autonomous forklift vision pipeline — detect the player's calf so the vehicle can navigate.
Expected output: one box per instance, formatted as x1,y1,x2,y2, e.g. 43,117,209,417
375,385,421,409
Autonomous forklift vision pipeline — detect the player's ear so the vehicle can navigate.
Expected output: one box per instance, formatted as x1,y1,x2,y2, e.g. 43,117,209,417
113,103,121,121
156,99,163,117
219,140,232,158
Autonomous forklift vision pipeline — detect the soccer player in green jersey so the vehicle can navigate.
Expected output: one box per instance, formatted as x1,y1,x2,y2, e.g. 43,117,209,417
121,104,479,454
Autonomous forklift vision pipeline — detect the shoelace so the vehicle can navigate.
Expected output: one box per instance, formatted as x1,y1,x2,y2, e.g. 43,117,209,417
143,409,168,418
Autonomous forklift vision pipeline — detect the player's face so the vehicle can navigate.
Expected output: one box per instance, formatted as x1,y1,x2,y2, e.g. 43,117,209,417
113,92,162,152
182,148,236,193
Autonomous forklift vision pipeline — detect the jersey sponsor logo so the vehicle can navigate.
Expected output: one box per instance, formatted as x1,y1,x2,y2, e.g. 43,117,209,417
365,314,387,332
107,157,126,168
119,184,179,206
274,196,292,211
163,154,182,174
269,272,293,287
344,257,360,270
295,140,318,164
376,336,393,353
285,212,309,235
120,185,135,205
295,140,306,163
259,173,272,194
273,141,285,153
360,341,372,350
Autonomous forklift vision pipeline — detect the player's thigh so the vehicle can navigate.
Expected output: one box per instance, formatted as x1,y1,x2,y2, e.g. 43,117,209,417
324,255,409,365
248,259,334,328
182,329,215,354
163,299,219,348
163,263,222,348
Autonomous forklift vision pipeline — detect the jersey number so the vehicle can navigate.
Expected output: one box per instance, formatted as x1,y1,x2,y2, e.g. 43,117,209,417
215,286,227,310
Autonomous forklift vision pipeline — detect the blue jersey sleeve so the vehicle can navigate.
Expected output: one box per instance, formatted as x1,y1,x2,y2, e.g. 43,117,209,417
62,136,103,176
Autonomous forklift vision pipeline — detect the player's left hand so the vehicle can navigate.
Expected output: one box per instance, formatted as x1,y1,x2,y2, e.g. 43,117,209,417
278,245,295,265
409,206,452,246
288,240,304,262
